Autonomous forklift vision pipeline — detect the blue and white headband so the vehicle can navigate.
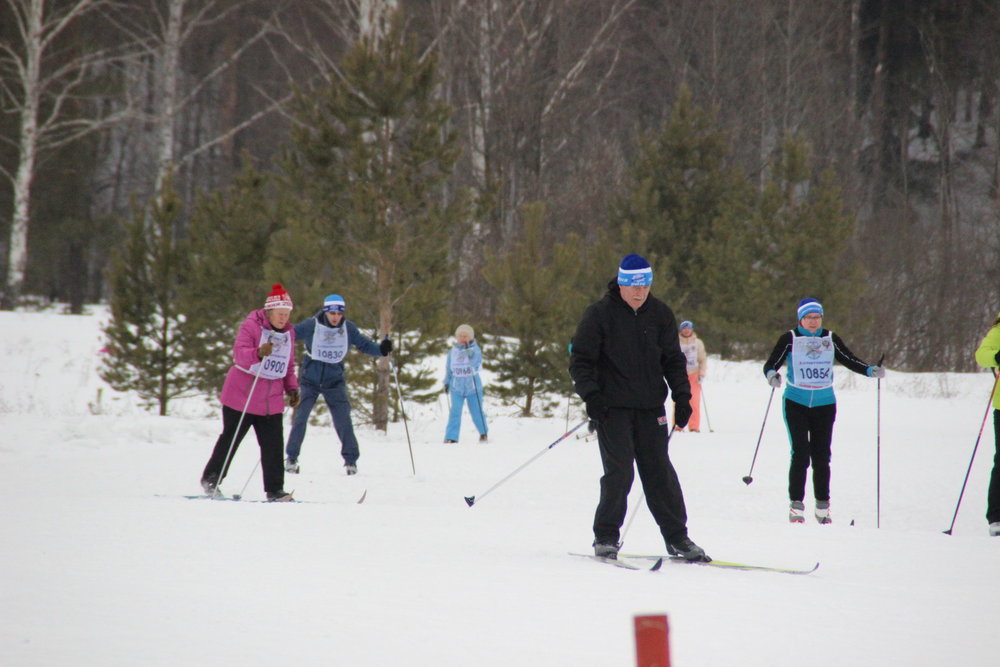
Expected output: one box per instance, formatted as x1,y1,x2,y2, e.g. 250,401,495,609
323,294,346,313
617,254,653,287
797,298,823,320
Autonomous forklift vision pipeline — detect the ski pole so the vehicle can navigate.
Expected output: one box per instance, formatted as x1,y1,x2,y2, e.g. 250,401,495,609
465,419,588,506
876,352,885,528
701,383,714,432
620,426,676,547
472,377,488,440
742,385,776,485
621,491,645,548
565,393,571,433
234,460,259,500
389,356,416,476
218,358,266,496
943,370,1000,535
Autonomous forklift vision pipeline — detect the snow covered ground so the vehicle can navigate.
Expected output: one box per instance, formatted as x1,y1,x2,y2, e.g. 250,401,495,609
2,308,997,666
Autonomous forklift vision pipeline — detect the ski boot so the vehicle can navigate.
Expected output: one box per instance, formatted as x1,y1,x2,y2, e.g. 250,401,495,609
789,501,806,523
201,475,222,498
667,535,711,562
266,490,294,502
815,500,832,524
593,542,620,560
345,463,358,476
284,458,300,474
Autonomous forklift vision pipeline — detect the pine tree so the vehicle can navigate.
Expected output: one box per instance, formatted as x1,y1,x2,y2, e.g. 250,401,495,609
271,11,475,430
754,135,865,337
177,160,288,396
99,178,193,415
482,203,587,416
697,134,863,356
610,84,748,310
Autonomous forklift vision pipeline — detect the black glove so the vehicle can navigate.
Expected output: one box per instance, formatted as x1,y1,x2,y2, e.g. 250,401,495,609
287,389,301,408
674,398,693,429
995,350,1000,366
379,337,393,356
585,394,608,424
443,383,449,394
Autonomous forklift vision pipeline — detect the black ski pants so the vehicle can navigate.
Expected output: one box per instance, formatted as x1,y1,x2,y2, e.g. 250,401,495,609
593,407,688,546
202,406,285,494
988,409,1000,524
784,399,837,502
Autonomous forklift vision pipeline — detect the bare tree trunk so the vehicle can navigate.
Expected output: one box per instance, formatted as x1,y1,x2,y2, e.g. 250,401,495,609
374,269,393,431
868,0,891,209
154,0,185,195
2,0,126,308
5,62,40,308
357,0,397,44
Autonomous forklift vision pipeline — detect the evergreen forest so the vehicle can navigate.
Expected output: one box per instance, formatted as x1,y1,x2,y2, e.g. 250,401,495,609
2,0,998,416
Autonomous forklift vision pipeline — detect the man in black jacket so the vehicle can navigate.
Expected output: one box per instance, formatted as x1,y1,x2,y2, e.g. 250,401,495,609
569,254,710,562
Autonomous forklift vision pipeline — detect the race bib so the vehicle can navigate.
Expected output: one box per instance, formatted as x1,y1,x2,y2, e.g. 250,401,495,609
789,332,834,390
450,347,474,377
246,330,292,380
680,340,699,373
310,320,350,364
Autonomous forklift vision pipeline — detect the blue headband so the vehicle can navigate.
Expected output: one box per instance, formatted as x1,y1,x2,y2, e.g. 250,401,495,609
797,298,823,320
323,294,346,313
617,254,653,286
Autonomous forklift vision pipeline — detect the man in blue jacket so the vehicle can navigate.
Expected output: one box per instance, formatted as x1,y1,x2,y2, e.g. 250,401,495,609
285,294,392,475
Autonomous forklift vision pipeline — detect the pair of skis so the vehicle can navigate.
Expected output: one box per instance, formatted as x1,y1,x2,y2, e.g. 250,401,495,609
570,552,819,575
180,489,367,504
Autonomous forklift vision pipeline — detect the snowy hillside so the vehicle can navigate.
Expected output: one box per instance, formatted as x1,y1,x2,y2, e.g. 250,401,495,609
1,308,996,666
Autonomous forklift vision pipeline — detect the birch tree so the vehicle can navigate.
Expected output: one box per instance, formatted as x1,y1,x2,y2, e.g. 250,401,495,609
104,0,281,204
0,0,134,308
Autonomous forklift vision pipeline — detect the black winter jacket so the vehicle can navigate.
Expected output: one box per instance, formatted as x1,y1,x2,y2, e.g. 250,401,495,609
569,280,692,410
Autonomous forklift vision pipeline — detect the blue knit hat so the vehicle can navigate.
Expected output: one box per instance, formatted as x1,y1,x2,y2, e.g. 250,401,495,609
679,320,693,331
617,254,653,286
323,294,346,313
797,298,824,320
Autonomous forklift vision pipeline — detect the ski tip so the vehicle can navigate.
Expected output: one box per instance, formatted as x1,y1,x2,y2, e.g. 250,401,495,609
649,558,664,571
464,496,476,507
357,489,367,504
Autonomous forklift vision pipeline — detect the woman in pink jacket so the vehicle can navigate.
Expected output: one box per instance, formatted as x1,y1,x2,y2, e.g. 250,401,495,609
200,284,300,501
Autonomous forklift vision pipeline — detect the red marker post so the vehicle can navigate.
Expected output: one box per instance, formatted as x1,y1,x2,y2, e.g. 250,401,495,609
634,614,670,666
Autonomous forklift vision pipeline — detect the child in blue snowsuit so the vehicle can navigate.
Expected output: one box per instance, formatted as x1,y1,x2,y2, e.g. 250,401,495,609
444,324,488,443
285,294,391,475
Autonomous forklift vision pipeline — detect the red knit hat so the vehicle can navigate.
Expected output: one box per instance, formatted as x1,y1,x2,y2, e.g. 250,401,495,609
264,283,293,311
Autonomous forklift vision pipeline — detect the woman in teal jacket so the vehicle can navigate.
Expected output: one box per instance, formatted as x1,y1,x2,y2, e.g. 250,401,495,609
763,298,884,524
974,310,1000,536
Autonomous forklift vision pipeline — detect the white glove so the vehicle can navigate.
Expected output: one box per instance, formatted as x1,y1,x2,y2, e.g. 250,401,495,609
767,371,782,388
